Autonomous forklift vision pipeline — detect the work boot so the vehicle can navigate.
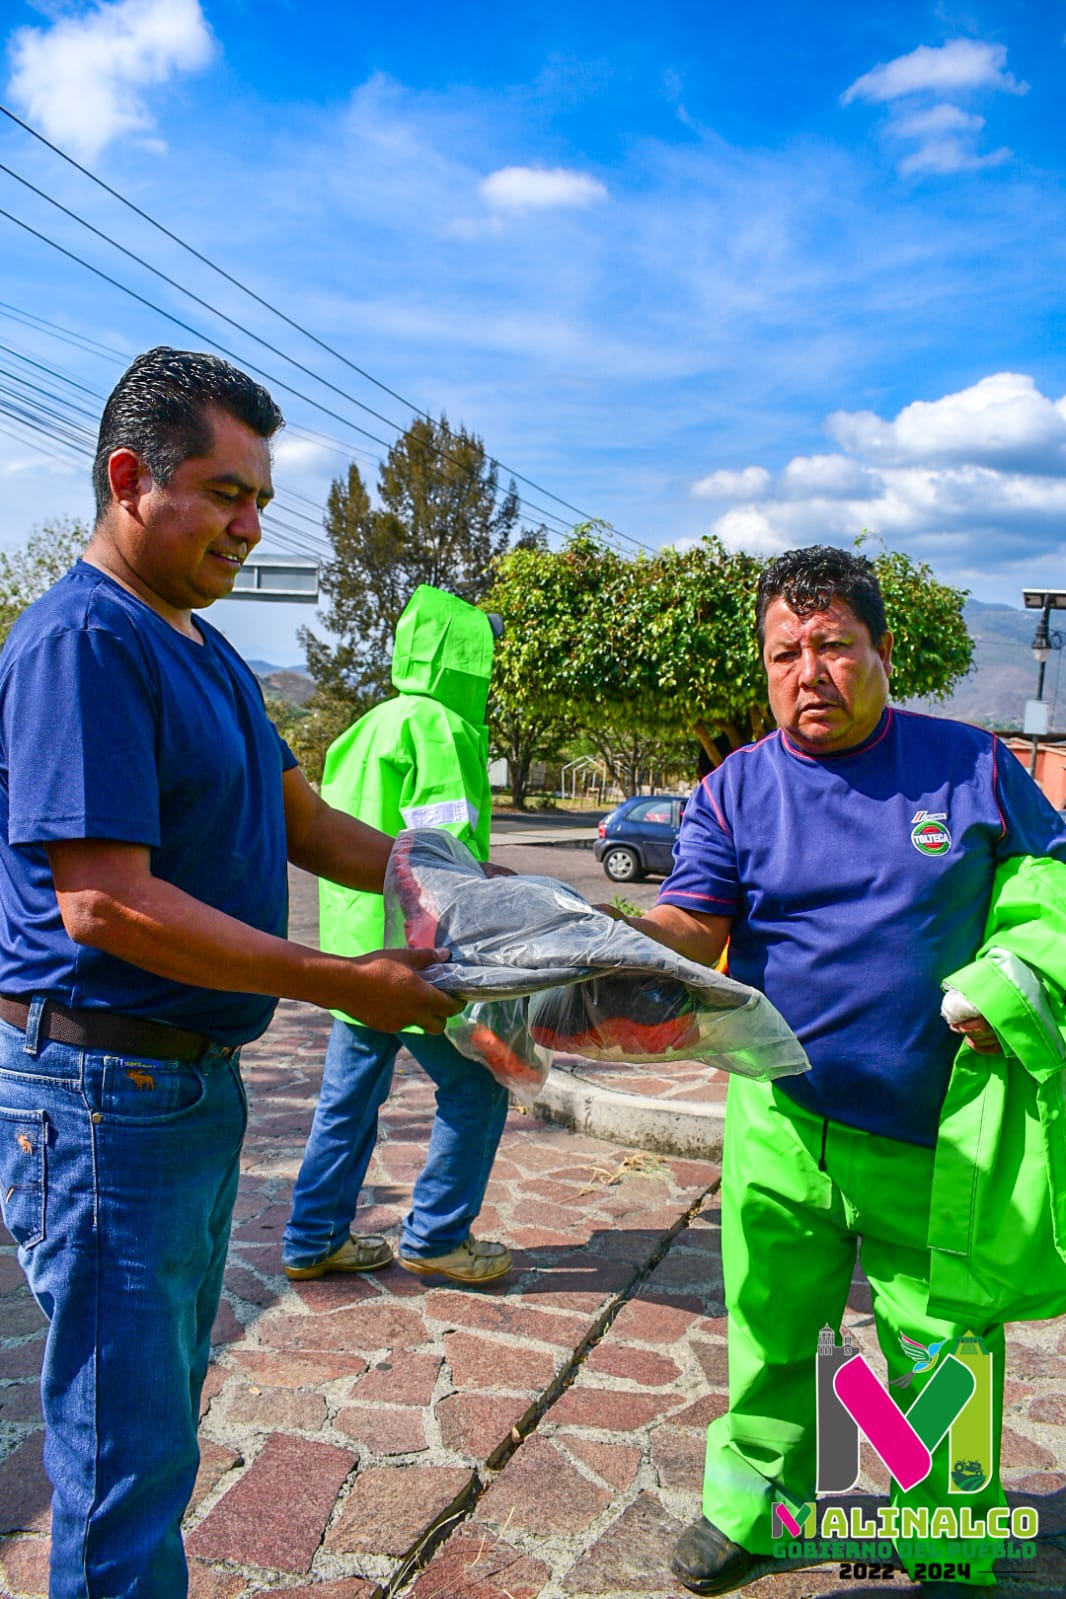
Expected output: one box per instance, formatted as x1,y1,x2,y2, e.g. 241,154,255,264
283,1233,393,1280
398,1235,512,1285
670,1516,776,1596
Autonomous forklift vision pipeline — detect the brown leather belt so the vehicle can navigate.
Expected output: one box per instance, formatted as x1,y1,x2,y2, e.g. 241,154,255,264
0,996,227,1062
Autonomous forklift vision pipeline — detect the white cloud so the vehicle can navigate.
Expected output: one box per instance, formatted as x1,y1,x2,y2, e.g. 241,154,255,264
692,465,771,500
695,374,1066,581
841,40,1027,106
827,374,1066,471
5,0,215,162
479,165,608,210
891,103,985,139
897,138,1009,177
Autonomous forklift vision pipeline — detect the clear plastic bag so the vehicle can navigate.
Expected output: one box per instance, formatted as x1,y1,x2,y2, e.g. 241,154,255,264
384,828,809,1102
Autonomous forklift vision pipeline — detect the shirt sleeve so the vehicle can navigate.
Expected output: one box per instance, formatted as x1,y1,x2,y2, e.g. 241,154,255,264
656,775,741,915
993,737,1066,863
4,624,161,848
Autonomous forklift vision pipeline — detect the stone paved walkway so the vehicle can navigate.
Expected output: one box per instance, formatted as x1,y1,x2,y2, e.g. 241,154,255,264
2,861,1066,1598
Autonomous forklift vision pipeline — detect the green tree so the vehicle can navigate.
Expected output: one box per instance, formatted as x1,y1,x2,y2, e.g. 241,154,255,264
0,518,90,646
484,529,973,794
298,415,528,780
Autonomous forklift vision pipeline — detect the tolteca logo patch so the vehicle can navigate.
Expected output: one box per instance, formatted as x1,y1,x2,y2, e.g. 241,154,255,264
910,810,951,856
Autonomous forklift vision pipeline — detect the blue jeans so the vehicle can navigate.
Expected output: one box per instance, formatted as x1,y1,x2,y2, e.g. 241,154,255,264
283,1019,509,1266
0,1005,246,1599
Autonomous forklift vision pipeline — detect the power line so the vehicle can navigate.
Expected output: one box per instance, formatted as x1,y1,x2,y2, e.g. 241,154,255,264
0,196,574,544
0,102,655,554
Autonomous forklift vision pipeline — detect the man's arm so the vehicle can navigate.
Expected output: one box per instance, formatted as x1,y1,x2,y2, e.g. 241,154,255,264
282,766,394,890
46,838,461,1034
612,902,732,970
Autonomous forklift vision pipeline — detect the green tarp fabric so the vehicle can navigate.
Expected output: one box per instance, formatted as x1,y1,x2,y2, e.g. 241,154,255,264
928,854,1066,1323
318,585,494,1025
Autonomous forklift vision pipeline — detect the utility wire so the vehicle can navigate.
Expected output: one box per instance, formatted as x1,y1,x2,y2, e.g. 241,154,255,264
0,197,571,544
0,103,655,553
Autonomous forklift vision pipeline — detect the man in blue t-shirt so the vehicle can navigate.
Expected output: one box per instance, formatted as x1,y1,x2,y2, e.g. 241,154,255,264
0,348,461,1599
618,547,1066,1598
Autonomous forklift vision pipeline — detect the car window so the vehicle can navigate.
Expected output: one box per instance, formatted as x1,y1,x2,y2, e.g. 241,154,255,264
627,799,673,824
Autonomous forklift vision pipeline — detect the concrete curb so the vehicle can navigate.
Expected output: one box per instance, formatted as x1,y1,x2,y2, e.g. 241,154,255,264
532,1062,726,1161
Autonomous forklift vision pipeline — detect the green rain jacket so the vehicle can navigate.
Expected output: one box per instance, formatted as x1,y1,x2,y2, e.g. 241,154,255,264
928,853,1066,1324
318,585,495,1023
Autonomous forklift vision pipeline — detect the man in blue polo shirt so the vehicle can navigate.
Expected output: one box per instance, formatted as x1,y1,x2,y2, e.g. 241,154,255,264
620,546,1066,1597
0,347,460,1599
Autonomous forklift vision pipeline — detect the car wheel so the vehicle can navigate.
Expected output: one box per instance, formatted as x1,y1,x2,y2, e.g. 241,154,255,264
603,845,643,883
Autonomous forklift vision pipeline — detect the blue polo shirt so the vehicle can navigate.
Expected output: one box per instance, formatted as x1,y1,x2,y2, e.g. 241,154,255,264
659,709,1066,1145
0,563,296,1045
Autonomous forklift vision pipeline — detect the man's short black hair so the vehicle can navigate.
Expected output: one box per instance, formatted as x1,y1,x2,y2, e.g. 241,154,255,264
756,545,887,649
92,347,284,520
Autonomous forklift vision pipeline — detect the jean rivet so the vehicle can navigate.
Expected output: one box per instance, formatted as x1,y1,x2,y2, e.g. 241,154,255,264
90,1112,103,1125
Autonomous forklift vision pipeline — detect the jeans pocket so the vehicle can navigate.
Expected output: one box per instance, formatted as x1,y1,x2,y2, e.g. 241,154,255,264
0,1106,46,1247
97,1056,208,1124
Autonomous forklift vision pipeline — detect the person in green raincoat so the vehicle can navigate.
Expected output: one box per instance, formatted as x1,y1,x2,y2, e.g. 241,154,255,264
282,586,512,1285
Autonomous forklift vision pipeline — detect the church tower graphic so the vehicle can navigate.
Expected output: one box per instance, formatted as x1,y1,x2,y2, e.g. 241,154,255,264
816,1324,860,1493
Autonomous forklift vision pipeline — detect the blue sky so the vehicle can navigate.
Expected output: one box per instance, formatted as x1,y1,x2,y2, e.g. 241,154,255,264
1,0,1065,664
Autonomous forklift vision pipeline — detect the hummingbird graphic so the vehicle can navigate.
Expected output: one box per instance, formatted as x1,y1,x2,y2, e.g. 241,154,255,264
890,1332,947,1389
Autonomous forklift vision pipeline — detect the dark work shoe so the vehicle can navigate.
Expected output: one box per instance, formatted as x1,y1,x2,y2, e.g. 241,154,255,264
670,1516,775,1596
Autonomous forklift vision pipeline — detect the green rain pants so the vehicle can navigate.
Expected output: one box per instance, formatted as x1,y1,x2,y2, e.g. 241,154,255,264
703,1075,1006,1584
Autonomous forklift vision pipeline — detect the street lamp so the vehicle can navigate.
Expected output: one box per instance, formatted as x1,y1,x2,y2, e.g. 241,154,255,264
1021,590,1066,776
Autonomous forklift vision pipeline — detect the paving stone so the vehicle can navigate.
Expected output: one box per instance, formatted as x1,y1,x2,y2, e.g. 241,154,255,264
1028,1394,1066,1425
406,1524,551,1599
560,1490,683,1594
326,1463,472,1556
268,1581,375,1599
444,1331,558,1392
1009,1343,1066,1379
0,1343,43,1381
649,1424,705,1490
0,1535,50,1597
186,1434,354,1573
0,1435,51,1534
425,1291,588,1347
347,1351,442,1405
199,1364,228,1418
582,1343,682,1387
1002,1379,1036,1407
0,1299,47,1338
254,1299,425,1353
609,1299,705,1344
186,1563,249,1599
668,1391,730,1429
0,1382,42,1423
1000,1426,1056,1469
480,1435,611,1534
562,1437,642,1492
508,1225,586,1250
0,1254,28,1295
226,1387,327,1430
692,1337,729,1387
210,1299,245,1348
288,1274,382,1313
222,1265,276,1308
436,1392,535,1458
333,1402,428,1454
231,1204,292,1244
188,1440,242,1512
234,1349,368,1387
548,1388,678,1431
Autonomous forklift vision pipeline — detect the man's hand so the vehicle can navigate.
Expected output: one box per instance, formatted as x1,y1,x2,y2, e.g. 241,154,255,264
941,987,1002,1054
341,948,464,1034
947,1015,1003,1055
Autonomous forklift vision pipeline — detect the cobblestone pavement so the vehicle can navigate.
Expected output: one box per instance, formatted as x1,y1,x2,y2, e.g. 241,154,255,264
2,853,1065,1598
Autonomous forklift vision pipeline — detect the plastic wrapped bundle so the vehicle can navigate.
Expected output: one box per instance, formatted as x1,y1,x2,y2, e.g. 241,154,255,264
384,828,809,1101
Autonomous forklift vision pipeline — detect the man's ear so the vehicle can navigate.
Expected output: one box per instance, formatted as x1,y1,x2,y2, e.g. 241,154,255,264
107,448,150,512
879,629,894,677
